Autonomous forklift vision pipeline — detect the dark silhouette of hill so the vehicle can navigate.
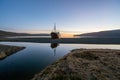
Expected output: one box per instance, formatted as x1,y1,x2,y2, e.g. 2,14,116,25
75,29,120,38
0,30,29,37
0,30,50,37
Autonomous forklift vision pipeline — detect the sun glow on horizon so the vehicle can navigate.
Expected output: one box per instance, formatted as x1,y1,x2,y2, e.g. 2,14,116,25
60,33,74,38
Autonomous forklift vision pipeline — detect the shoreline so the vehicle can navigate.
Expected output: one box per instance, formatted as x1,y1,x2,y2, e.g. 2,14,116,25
32,49,120,80
0,38,120,44
0,44,25,60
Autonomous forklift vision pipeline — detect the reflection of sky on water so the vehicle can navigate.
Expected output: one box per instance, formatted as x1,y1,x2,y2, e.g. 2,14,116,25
0,42,120,80
7,36,51,38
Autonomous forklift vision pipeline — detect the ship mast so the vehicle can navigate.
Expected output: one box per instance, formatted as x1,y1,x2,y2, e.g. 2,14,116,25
51,23,60,39
54,23,56,32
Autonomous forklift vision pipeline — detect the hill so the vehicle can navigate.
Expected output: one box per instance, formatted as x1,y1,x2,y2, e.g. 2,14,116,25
75,29,120,38
0,30,50,37
0,30,29,37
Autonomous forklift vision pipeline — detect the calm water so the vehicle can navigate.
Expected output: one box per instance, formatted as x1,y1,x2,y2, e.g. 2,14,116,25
0,42,120,80
7,36,51,38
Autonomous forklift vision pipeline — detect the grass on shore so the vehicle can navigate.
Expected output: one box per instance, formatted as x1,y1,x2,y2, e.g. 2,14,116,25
0,44,25,60
32,49,120,80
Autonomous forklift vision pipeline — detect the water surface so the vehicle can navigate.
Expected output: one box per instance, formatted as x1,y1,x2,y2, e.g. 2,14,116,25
7,36,51,38
0,42,120,80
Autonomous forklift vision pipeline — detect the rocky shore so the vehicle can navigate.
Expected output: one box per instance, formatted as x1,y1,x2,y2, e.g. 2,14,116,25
32,49,120,80
0,44,25,60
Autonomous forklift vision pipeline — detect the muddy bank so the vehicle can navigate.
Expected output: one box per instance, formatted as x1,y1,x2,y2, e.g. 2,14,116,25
0,44,25,60
1,38,120,44
32,49,120,80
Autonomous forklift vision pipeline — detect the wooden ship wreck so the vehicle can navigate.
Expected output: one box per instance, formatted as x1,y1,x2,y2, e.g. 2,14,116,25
51,24,60,39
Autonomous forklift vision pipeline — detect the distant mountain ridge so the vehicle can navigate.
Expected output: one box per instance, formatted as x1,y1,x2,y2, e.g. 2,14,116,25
0,30,50,37
0,30,29,37
75,29,120,38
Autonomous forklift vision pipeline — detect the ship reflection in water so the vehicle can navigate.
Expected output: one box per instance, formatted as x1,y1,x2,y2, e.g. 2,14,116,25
50,43,59,56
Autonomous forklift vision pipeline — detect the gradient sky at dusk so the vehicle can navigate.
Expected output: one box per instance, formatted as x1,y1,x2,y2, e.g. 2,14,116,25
0,0,120,34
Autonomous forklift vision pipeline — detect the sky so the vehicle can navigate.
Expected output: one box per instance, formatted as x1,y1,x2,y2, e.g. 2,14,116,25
0,0,120,35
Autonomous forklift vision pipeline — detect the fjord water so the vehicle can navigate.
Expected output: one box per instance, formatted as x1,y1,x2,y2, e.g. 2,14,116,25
0,42,120,80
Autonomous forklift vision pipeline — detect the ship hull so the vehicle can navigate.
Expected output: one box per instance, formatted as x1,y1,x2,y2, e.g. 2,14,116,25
51,32,59,39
